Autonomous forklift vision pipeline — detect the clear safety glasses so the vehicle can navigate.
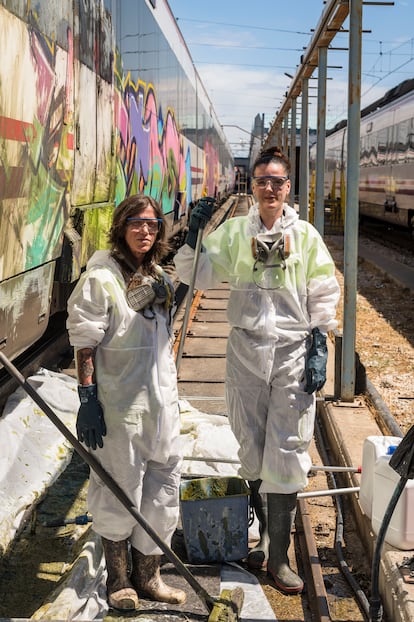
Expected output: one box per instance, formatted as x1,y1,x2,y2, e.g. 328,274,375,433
253,176,289,190
126,218,162,234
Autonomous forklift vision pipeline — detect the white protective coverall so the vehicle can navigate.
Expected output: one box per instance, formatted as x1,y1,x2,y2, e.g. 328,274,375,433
67,250,181,554
174,202,340,494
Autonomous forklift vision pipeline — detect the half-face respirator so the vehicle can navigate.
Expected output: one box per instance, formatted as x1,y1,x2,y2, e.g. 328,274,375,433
126,272,171,313
251,231,290,270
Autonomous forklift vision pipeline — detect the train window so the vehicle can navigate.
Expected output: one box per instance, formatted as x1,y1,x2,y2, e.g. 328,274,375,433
386,121,400,164
78,0,95,71
367,133,375,166
360,135,369,166
377,128,387,165
75,0,112,81
397,120,409,162
8,0,73,51
408,132,414,161
99,6,113,83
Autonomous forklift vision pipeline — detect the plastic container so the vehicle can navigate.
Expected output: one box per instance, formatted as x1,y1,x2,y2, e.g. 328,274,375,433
371,448,414,550
359,435,401,518
180,476,249,563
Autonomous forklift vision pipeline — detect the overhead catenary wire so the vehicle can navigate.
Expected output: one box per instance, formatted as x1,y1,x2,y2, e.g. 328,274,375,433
175,17,311,36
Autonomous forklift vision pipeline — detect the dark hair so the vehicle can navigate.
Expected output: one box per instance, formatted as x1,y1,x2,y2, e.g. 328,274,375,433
252,146,291,176
108,194,170,276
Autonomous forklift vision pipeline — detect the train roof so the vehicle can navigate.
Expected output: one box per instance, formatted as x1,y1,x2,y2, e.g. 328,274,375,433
361,78,414,118
326,78,414,136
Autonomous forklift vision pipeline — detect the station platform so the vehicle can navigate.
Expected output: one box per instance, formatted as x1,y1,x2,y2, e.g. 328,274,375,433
358,242,414,292
320,346,413,622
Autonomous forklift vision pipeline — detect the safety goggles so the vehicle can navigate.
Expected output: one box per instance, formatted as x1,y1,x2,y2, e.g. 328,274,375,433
252,176,289,190
126,218,162,233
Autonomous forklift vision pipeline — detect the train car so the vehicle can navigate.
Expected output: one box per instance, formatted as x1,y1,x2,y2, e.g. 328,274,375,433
0,0,234,361
310,79,414,234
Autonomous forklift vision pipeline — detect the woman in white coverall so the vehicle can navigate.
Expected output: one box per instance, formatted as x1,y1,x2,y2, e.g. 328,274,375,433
174,147,340,594
67,194,186,612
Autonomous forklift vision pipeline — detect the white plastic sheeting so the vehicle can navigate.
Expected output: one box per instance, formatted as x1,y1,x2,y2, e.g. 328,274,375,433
222,563,278,621
30,531,108,622
179,399,241,478
0,368,78,555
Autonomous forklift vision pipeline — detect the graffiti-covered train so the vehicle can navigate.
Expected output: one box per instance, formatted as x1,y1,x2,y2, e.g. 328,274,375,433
0,0,234,361
310,79,414,235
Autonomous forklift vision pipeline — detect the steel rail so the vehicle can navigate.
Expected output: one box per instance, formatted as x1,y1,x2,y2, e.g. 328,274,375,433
297,498,331,622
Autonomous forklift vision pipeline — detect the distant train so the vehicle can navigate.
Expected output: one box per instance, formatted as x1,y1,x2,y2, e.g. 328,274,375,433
0,0,234,361
310,78,414,235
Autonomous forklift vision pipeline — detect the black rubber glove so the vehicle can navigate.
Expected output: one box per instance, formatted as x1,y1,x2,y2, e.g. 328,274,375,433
77,384,106,450
185,197,216,249
304,328,328,394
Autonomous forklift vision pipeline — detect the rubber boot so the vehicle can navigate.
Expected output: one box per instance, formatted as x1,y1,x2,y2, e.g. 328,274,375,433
247,479,270,569
101,537,139,611
131,548,187,604
267,493,304,594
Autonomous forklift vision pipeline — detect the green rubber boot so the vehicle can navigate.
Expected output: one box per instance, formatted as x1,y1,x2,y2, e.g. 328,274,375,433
267,493,304,594
247,479,270,569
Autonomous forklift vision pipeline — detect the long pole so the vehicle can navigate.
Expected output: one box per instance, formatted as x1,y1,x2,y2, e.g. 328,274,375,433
0,350,219,614
341,0,363,401
175,226,204,373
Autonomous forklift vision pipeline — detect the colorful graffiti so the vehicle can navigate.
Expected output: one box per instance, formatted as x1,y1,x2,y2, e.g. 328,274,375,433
0,2,227,287
115,68,191,219
0,8,73,282
0,0,233,363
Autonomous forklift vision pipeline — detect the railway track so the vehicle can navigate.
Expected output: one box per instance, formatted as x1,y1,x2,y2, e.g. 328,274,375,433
0,194,408,621
359,217,414,256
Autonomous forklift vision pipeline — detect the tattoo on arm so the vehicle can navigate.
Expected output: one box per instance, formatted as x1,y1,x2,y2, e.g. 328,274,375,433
76,348,95,385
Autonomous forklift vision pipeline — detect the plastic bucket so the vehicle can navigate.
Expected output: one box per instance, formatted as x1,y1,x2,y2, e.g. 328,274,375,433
180,476,249,563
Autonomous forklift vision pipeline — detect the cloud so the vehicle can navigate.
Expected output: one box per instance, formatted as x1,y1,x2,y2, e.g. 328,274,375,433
198,63,290,147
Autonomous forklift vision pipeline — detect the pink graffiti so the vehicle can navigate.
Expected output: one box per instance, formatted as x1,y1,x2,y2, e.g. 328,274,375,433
117,76,187,211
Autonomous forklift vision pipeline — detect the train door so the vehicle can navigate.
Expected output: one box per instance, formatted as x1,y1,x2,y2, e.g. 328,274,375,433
71,0,115,264
0,2,78,359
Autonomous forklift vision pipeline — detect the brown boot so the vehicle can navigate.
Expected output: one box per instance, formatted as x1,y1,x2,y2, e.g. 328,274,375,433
101,537,139,611
131,548,186,604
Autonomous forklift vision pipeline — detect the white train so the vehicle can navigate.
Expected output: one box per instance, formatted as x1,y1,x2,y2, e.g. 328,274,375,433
310,79,414,234
0,0,234,361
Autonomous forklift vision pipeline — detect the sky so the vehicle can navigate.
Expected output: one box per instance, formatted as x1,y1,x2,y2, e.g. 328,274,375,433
167,0,414,156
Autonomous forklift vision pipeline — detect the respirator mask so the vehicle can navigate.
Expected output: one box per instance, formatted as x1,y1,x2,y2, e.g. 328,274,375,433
126,272,172,316
251,231,290,270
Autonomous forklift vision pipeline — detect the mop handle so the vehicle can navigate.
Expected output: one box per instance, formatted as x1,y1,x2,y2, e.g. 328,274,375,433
175,224,204,373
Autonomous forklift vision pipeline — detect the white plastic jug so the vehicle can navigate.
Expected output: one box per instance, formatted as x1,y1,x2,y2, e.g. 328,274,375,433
359,435,401,518
371,448,414,550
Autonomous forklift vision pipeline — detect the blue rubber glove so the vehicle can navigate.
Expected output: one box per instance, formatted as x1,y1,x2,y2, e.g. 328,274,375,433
77,384,106,450
186,197,216,249
304,328,328,394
